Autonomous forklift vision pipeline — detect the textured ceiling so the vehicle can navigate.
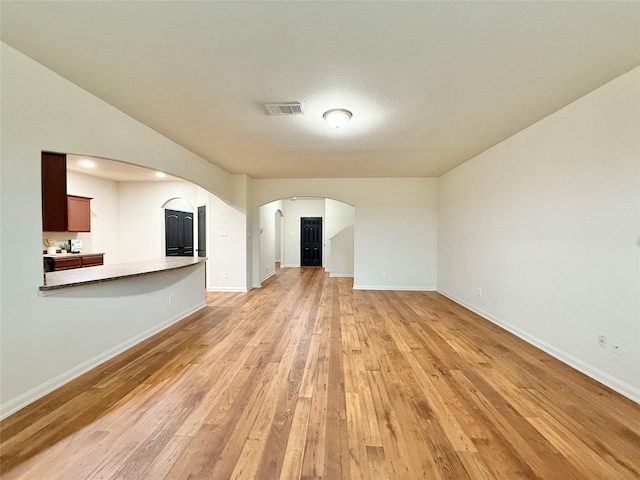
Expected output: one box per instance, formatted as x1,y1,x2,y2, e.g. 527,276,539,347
2,1,638,179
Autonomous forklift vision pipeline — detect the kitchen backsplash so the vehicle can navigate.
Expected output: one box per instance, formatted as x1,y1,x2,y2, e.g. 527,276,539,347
42,232,94,253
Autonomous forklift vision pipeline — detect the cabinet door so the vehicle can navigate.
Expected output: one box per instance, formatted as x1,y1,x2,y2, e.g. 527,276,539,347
67,195,91,232
81,254,103,267
42,152,68,232
53,257,82,271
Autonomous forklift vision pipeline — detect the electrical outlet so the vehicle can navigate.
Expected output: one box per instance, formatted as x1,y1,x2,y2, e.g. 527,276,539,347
223,272,228,279
477,288,482,297
168,294,173,304
597,334,606,348
381,271,386,278
612,340,621,355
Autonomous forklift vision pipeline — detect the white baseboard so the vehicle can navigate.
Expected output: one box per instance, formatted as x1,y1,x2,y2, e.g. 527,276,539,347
0,301,206,420
437,289,640,405
260,270,276,283
329,273,354,278
353,284,436,291
206,286,249,292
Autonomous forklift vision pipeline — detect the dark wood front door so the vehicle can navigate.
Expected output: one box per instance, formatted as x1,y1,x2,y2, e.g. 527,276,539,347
197,205,206,257
300,217,322,267
165,209,194,257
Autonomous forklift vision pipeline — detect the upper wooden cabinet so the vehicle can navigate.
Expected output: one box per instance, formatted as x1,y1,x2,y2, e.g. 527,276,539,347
41,152,68,232
67,195,92,232
42,152,92,232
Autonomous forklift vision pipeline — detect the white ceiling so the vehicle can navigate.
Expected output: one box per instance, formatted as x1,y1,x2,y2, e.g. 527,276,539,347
2,1,638,179
66,155,182,183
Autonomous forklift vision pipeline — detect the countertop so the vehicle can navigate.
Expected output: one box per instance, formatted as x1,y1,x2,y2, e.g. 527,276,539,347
43,252,105,258
40,256,207,291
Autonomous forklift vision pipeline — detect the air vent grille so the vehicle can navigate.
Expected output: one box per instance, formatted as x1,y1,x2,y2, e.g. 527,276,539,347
265,103,304,115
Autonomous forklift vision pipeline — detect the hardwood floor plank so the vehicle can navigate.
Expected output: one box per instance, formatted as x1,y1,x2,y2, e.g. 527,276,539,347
366,370,419,479
328,278,352,480
344,392,370,480
2,268,639,479
299,331,330,477
280,397,313,480
366,445,391,480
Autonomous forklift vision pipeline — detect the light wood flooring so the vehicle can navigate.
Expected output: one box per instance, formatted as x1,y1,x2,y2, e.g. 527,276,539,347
1,267,639,479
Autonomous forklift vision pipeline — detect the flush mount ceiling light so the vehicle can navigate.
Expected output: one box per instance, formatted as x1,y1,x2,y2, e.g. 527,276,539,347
79,159,96,168
323,109,352,129
155,172,166,178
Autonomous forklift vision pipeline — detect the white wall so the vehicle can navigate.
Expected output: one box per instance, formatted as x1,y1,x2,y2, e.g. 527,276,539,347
252,178,438,290
325,198,355,277
438,67,640,402
275,210,283,263
259,200,284,281
207,193,247,292
328,224,354,278
325,198,355,238
0,43,232,417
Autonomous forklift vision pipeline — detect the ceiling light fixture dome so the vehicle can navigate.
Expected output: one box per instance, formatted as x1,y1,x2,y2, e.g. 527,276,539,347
323,109,352,129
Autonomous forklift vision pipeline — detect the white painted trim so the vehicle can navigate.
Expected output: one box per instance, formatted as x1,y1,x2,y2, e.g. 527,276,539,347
206,286,249,293
329,273,354,278
0,301,206,420
437,289,640,405
260,270,276,283
353,284,436,291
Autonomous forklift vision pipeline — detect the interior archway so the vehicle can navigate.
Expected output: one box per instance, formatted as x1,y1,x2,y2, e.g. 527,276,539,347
257,197,355,285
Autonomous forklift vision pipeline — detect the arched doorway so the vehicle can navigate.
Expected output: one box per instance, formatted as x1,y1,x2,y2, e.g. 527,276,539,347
258,197,354,284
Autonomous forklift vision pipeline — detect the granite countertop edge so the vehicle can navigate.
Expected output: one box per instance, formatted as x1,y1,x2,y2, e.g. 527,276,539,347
43,252,105,258
40,257,207,292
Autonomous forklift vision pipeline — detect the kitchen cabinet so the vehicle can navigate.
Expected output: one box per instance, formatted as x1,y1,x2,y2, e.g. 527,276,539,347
41,152,92,232
44,256,82,272
80,254,104,267
67,195,92,232
42,152,68,232
44,253,104,272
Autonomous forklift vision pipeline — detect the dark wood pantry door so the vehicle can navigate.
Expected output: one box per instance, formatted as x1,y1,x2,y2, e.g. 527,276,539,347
165,209,194,257
197,205,206,258
300,217,322,267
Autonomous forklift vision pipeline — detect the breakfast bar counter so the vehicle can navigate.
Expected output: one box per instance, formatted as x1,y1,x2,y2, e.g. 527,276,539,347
40,257,207,292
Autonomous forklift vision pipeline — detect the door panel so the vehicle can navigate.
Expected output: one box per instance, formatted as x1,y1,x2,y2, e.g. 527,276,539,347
165,212,180,256
165,209,194,257
198,205,206,257
183,214,193,256
300,217,322,267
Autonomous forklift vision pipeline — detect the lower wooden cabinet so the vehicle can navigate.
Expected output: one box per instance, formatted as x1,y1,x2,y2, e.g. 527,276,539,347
80,254,104,268
44,253,104,272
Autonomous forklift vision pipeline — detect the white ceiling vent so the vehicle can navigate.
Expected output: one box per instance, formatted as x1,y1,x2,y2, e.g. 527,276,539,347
265,103,304,115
